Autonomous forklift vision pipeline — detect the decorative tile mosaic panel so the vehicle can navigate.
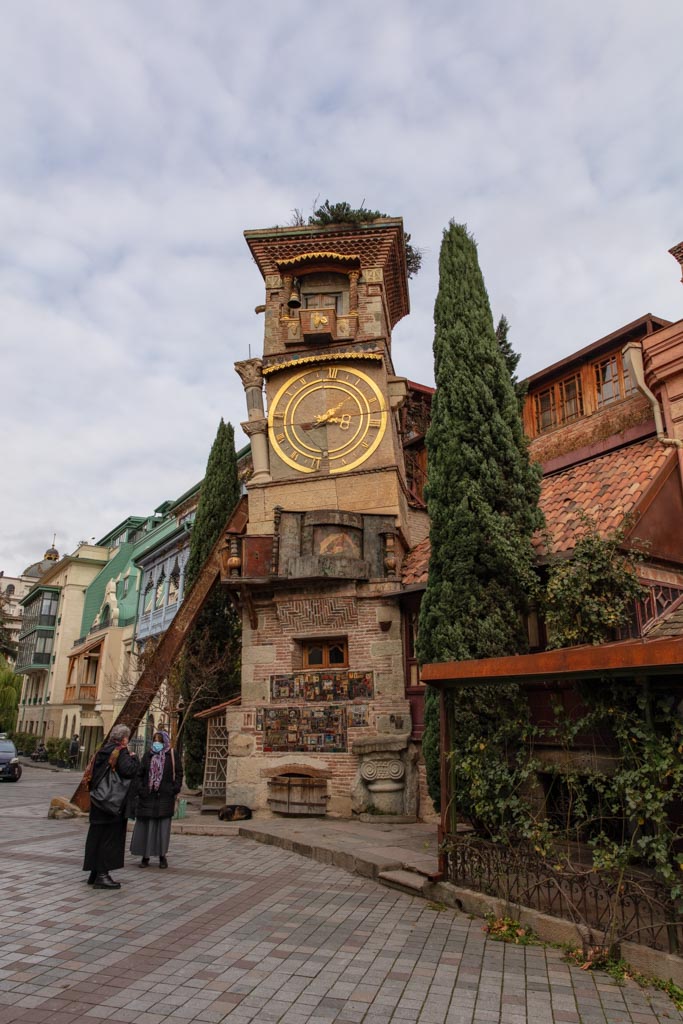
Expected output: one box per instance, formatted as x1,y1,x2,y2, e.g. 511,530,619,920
270,669,374,703
262,705,347,753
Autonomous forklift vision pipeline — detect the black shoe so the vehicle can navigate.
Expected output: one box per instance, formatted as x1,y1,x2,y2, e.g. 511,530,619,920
93,873,121,890
140,858,150,867
159,856,168,869
87,871,96,885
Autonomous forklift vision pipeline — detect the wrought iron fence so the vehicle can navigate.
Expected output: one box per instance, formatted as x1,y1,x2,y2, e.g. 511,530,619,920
443,834,682,954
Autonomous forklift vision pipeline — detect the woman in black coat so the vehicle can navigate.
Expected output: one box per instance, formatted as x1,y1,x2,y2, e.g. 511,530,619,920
130,730,182,869
83,723,139,890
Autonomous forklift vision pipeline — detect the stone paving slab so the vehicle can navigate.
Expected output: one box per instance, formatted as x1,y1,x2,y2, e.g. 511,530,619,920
3,768,681,1023
0,795,681,1022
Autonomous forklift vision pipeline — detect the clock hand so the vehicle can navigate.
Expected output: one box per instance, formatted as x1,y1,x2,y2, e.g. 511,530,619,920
314,397,348,425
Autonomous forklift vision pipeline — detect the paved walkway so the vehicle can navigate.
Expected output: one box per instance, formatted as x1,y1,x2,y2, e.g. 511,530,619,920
178,812,441,883
1,767,681,1024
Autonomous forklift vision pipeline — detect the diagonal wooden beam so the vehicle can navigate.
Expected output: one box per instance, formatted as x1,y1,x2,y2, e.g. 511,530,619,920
71,528,230,810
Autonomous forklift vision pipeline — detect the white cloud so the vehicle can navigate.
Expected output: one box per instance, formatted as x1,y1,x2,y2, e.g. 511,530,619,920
1,0,682,574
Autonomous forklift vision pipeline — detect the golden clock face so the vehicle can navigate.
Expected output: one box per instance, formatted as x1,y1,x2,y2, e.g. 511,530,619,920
268,364,388,474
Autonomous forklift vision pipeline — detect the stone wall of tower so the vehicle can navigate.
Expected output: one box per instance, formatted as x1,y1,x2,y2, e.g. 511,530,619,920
221,219,418,819
225,584,414,817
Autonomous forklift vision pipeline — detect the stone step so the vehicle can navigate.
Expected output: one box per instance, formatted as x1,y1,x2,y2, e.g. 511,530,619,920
172,822,242,836
378,869,428,896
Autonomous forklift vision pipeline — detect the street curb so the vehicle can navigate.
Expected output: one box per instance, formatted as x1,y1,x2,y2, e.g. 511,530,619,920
238,823,403,880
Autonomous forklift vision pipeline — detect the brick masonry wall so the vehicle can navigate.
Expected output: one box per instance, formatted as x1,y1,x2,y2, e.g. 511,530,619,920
530,394,651,464
229,582,413,813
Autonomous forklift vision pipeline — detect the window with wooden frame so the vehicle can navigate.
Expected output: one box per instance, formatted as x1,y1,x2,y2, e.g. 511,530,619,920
303,292,342,313
593,352,636,408
303,638,348,669
533,372,584,434
154,571,166,610
558,372,583,423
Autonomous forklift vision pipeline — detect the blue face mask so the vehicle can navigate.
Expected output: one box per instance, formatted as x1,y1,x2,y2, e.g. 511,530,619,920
152,741,164,753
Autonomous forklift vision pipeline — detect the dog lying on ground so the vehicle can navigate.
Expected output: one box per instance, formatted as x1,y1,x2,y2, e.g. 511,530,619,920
217,804,252,821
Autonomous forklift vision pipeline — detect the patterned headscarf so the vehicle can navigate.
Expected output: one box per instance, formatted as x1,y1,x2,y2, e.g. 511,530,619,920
148,730,171,792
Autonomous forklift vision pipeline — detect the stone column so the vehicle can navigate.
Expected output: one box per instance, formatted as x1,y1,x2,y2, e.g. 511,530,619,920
235,358,271,484
348,270,359,313
241,418,271,485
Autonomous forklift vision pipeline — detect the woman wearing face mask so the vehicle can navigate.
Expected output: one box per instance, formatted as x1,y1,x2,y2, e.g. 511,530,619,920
130,729,183,869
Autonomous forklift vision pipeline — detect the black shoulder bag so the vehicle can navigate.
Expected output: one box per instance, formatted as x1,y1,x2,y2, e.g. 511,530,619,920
89,748,132,815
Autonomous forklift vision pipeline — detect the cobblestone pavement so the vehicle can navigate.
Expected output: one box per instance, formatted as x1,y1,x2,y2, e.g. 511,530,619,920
1,769,682,1024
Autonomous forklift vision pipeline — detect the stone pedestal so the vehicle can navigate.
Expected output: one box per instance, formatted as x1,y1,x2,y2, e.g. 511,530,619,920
351,734,418,818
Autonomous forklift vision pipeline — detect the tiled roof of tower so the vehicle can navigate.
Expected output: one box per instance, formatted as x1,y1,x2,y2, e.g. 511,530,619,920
400,436,673,586
669,240,683,265
244,220,409,328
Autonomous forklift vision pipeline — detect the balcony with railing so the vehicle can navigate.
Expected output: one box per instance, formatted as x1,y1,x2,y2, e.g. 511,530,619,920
64,684,98,705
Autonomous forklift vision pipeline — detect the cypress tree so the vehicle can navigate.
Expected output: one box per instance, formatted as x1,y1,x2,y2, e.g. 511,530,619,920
180,419,241,788
495,315,528,411
416,223,542,809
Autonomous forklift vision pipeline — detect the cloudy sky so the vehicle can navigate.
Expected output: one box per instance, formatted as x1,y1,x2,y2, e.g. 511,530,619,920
2,1,682,576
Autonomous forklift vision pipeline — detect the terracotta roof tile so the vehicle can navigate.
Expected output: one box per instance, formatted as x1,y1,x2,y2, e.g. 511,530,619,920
401,537,430,587
535,437,670,557
401,438,672,585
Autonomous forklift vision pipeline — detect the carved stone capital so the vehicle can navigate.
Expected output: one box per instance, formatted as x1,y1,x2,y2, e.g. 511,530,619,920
234,358,264,390
240,417,268,438
360,758,404,783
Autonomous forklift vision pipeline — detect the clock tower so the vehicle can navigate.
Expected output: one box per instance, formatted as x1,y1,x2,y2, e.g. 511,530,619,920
222,217,427,818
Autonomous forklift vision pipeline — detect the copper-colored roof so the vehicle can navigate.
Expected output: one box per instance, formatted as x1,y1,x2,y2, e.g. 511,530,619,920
536,436,671,557
400,437,673,586
422,634,683,687
194,695,241,720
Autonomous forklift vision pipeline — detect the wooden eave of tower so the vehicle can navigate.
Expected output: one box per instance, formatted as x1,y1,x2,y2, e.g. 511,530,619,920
244,219,410,329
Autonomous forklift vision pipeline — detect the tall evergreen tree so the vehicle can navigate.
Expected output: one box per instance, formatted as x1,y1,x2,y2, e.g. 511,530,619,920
417,223,543,809
495,315,528,411
180,419,241,788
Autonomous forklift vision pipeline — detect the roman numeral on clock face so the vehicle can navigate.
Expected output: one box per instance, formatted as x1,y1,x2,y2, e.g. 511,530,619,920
327,367,338,379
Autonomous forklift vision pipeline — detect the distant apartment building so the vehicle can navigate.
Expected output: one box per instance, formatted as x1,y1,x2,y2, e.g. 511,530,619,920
0,549,56,662
15,543,111,738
